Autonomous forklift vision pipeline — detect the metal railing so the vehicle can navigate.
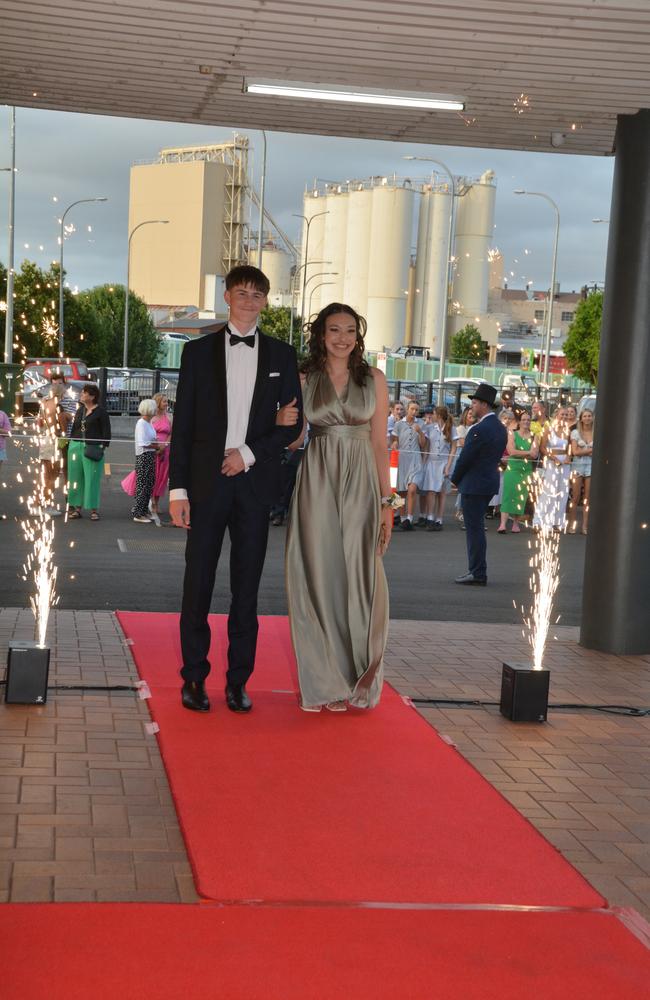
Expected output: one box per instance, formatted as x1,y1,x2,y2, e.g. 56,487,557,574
89,368,179,415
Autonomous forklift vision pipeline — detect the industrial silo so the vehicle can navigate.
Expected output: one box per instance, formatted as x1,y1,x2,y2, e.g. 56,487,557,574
365,181,415,351
412,184,452,354
314,187,348,315
259,245,292,295
451,169,496,321
343,185,373,315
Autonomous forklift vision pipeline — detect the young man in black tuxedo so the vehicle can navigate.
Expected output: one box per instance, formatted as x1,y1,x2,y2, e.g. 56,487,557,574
451,383,507,586
169,265,302,714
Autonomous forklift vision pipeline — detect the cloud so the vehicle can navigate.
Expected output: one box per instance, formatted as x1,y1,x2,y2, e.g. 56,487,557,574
0,106,613,294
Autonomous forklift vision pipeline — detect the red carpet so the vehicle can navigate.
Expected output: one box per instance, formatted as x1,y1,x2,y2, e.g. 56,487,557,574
116,612,604,909
4,904,650,999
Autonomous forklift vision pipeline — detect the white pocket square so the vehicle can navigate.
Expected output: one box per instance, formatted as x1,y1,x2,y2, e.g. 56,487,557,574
269,372,280,377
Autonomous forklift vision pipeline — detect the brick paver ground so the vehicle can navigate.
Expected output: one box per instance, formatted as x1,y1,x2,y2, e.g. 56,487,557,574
1,610,650,917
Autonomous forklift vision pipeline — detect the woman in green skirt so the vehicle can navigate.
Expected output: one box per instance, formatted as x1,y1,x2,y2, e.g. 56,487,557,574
67,383,111,521
498,410,539,533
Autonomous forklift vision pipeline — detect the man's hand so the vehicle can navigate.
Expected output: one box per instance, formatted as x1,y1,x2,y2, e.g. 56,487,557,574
276,397,299,426
170,499,191,529
222,449,246,477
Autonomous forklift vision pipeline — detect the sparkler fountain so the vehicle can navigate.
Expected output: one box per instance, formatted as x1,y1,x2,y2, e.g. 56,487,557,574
5,403,59,704
500,467,561,722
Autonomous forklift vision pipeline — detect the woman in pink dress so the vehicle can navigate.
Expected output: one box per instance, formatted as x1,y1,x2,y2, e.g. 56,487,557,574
151,393,172,514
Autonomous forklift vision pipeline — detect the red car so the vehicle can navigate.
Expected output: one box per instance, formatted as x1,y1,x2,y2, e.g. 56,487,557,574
25,357,91,381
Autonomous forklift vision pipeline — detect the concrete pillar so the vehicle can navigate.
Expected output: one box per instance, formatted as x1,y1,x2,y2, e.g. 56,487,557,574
580,109,650,654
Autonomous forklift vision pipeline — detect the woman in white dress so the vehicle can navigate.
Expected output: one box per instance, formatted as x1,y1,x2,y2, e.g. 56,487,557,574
567,408,594,534
533,406,571,531
421,405,458,531
391,401,426,531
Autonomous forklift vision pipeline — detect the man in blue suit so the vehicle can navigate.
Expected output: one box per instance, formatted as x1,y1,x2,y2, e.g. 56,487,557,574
451,383,507,586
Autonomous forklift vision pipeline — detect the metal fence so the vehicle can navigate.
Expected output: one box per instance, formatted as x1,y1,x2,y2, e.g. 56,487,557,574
89,368,179,415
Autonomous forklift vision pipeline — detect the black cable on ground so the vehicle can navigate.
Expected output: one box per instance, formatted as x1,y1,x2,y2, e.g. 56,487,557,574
0,680,139,692
410,697,650,717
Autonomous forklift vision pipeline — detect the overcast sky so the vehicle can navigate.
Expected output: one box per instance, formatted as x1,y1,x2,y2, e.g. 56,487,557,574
0,106,614,297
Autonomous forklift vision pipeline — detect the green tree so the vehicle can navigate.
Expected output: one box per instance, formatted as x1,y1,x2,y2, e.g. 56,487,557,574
73,284,161,367
0,259,70,360
563,289,602,385
260,304,303,353
449,323,489,363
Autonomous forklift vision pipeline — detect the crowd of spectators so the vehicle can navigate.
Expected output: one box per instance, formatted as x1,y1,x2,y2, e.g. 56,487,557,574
388,394,594,535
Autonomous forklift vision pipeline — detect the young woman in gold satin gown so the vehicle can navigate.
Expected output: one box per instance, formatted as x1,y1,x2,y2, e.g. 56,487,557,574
285,303,392,712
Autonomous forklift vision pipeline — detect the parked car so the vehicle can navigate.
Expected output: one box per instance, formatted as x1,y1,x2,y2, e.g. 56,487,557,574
499,373,540,405
577,394,596,416
21,369,50,416
25,357,91,381
389,345,433,360
438,378,489,416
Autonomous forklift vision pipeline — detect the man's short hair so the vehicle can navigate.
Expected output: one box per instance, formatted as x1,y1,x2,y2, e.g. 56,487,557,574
225,265,270,295
50,371,66,383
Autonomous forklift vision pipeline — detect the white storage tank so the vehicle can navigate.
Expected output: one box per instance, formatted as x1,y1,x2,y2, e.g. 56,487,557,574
412,185,452,354
299,191,328,318
366,183,414,351
315,189,348,315
452,169,496,319
259,245,292,295
343,186,373,315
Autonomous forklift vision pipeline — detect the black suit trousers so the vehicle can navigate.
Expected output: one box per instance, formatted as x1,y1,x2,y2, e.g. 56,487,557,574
180,472,270,686
461,493,491,581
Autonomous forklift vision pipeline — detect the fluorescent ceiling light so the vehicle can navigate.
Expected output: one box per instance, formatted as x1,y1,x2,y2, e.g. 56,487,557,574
244,80,464,112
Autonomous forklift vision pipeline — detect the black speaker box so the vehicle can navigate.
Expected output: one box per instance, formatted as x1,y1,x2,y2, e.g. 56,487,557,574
500,661,549,722
5,641,50,704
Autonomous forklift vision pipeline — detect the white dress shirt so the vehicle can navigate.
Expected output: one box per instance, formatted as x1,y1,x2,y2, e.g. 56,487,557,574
169,322,259,503
224,321,258,471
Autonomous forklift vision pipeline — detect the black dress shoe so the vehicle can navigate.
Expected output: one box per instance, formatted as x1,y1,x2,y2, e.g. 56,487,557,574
455,572,487,586
181,680,210,712
225,683,253,713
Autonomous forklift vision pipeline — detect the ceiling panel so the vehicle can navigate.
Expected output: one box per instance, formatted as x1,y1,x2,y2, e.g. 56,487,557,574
2,0,649,154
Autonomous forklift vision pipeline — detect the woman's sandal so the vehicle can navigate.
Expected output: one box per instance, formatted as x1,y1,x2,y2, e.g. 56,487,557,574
325,701,348,712
90,512,100,521
300,704,322,713
67,509,81,519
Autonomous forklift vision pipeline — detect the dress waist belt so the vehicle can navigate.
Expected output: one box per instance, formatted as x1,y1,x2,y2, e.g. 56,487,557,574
310,424,371,440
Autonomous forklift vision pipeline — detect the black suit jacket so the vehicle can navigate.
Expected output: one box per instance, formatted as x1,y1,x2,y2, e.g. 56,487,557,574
169,326,302,504
451,412,507,497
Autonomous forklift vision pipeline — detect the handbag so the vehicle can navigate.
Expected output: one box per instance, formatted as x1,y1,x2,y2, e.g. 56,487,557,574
120,470,137,497
84,443,104,462
81,414,104,462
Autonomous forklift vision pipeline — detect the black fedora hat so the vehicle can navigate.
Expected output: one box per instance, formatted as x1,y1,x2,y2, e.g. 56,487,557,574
468,383,498,406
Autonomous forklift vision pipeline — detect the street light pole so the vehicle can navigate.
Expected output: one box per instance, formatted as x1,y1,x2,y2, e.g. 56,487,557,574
123,219,169,368
58,196,107,356
256,130,267,268
288,257,330,348
293,210,329,352
308,281,335,318
514,190,560,388
2,107,16,364
404,155,456,404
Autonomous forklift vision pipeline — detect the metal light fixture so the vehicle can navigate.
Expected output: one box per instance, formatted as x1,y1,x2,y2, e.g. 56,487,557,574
244,80,465,112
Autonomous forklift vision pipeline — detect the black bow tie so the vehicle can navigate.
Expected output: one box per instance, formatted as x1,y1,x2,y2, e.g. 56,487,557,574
229,330,256,348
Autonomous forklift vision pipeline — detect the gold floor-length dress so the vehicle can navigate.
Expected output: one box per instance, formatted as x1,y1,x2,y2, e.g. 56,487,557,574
286,371,389,708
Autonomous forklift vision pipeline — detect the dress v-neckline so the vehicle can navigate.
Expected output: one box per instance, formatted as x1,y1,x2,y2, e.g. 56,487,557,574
324,369,350,405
